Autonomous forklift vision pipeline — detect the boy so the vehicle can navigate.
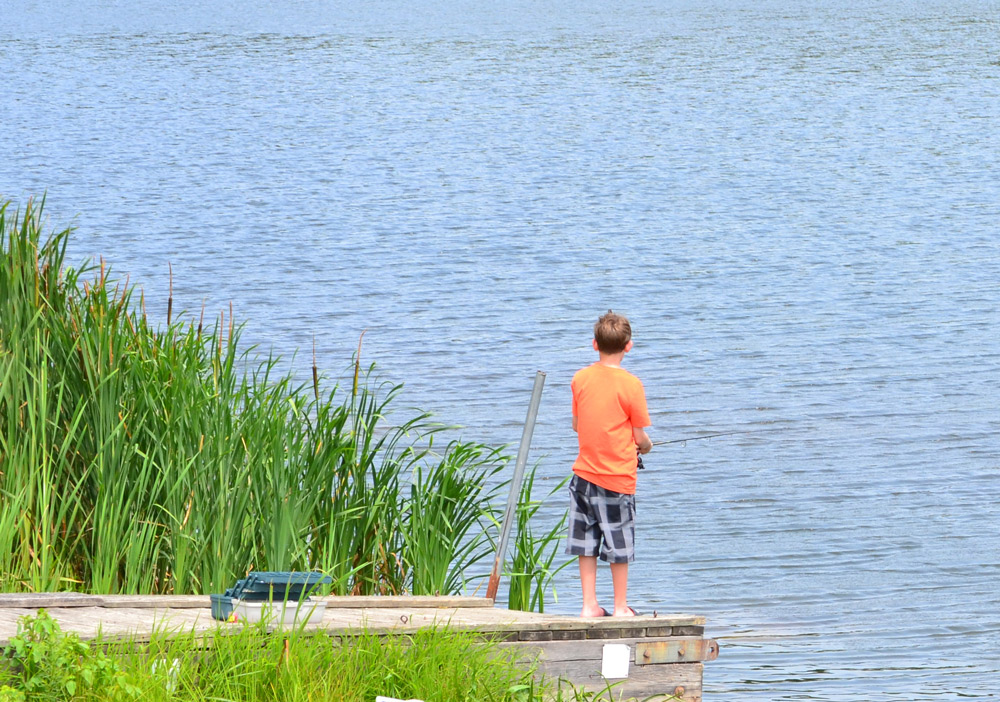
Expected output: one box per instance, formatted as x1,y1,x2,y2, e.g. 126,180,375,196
567,311,652,618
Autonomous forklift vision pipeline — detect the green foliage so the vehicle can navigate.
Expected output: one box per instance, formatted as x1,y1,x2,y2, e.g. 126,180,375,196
0,612,678,702
4,614,541,702
0,610,139,701
0,199,521,598
404,441,506,596
507,465,571,613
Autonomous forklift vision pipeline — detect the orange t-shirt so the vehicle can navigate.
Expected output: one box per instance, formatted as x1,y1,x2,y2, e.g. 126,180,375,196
571,363,651,495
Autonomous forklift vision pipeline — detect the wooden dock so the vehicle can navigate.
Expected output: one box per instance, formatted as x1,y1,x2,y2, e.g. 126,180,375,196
0,594,718,701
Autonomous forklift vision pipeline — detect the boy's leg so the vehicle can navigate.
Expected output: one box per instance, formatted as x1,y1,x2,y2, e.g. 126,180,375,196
566,475,606,617
578,556,604,617
597,489,635,617
610,561,633,616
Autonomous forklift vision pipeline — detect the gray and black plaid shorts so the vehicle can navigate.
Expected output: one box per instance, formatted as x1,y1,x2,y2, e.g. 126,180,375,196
565,474,636,564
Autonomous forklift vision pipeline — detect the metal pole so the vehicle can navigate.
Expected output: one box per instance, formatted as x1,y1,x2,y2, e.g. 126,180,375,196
486,370,546,602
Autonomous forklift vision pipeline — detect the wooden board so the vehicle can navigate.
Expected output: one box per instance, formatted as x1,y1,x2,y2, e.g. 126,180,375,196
555,663,703,702
0,594,487,610
496,637,717,665
319,595,494,609
0,594,209,609
0,596,708,651
0,604,706,645
498,642,703,702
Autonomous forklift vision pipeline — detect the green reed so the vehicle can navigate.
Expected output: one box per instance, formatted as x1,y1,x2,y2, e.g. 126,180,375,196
506,466,570,613
0,199,551,600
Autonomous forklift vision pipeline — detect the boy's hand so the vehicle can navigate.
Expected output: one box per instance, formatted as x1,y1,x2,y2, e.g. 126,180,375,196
633,427,652,454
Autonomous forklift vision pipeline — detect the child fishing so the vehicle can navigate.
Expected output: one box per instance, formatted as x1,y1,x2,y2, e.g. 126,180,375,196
566,311,652,617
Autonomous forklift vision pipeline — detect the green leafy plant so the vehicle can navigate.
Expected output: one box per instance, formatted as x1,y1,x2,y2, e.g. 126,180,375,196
110,620,562,702
0,610,139,700
0,687,25,702
0,611,680,702
404,440,506,595
507,464,571,612
0,199,521,599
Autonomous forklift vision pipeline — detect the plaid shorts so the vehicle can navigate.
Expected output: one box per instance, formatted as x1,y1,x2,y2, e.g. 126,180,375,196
565,474,636,564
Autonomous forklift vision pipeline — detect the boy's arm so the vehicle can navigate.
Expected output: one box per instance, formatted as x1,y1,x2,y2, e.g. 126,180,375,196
572,415,578,432
633,426,652,454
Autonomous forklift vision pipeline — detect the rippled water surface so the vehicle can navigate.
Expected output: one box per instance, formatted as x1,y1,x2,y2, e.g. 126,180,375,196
3,0,1000,698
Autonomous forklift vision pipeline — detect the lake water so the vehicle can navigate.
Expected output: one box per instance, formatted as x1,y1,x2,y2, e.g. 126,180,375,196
3,0,999,697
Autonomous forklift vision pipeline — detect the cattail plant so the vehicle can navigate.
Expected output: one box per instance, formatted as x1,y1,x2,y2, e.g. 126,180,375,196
1,199,565,606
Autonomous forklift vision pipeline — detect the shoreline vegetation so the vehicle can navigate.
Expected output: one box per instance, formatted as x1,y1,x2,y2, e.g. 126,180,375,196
0,198,565,607
0,610,636,702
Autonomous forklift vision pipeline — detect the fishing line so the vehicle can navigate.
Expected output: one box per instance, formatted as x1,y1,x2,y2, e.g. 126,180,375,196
639,430,766,469
651,430,760,446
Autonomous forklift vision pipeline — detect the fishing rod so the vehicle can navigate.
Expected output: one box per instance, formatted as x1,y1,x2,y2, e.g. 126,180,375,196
651,430,756,446
639,430,759,469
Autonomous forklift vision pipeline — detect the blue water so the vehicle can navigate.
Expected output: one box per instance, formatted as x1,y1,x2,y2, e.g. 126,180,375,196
3,0,1000,698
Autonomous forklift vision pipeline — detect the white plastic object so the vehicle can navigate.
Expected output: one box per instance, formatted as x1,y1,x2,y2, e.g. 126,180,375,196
232,597,327,626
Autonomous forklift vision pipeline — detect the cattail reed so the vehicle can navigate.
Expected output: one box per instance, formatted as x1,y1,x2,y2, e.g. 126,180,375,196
352,329,366,398
167,262,173,326
312,335,319,402
0,198,559,610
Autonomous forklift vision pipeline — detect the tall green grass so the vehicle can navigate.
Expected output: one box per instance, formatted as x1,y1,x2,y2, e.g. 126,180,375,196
506,468,570,613
0,199,548,599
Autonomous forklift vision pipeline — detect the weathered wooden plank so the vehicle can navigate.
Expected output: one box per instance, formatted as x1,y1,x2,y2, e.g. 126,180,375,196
635,639,719,664
0,608,38,636
672,626,704,637
586,627,628,640
0,606,217,646
1,603,704,645
97,595,210,609
0,594,210,609
312,606,700,639
319,595,494,609
483,631,522,643
335,606,526,625
519,629,553,641
551,629,587,641
504,613,705,632
0,595,700,622
645,626,674,637
0,594,493,611
586,627,648,639
492,638,705,701
1,606,711,647
409,614,700,638
346,608,521,632
539,661,704,702
497,637,698,665
0,594,106,608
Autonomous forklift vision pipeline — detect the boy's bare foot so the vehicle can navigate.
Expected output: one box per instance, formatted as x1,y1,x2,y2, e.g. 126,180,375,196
581,606,611,617
613,606,639,617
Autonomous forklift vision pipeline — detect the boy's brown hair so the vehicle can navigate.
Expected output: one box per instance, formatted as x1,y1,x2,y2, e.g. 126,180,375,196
593,310,632,354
